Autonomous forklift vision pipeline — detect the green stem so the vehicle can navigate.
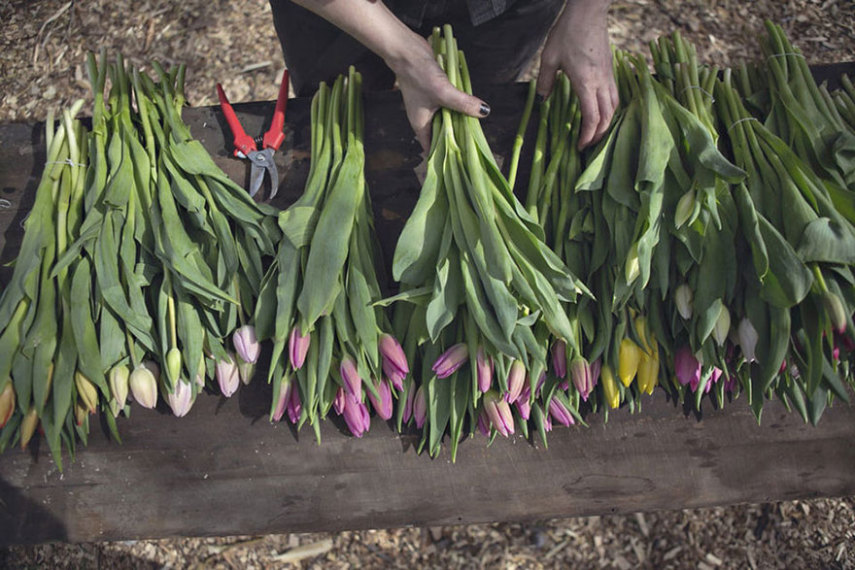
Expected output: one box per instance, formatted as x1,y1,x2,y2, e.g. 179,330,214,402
508,80,537,192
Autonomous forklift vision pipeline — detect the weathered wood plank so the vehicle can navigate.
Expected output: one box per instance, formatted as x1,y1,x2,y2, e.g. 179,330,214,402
1,78,854,545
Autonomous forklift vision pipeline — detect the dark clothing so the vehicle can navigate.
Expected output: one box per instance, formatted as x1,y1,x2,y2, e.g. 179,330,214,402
270,0,563,97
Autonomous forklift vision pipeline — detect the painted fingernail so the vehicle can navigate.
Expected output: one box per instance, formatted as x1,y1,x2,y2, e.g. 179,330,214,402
479,102,491,117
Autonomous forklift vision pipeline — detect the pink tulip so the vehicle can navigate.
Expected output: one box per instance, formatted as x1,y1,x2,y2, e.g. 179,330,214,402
287,385,302,424
477,409,491,437
380,334,409,390
333,386,347,415
674,346,701,391
505,360,526,403
340,356,362,397
432,343,468,378
413,385,427,429
342,393,370,438
215,353,240,398
167,379,194,418
288,326,311,370
570,356,594,401
402,384,415,424
483,391,514,437
367,378,394,421
233,325,260,364
514,385,531,421
272,378,291,422
476,347,493,393
548,397,575,427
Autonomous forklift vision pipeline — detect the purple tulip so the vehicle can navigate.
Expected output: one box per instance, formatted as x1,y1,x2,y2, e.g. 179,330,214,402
380,334,409,390
674,345,702,391
552,340,567,378
333,386,347,416
505,360,526,403
167,379,194,418
476,347,493,393
343,393,371,438
432,343,468,379
548,397,575,427
272,378,291,422
287,385,302,424
215,353,240,398
535,371,547,397
233,325,260,364
484,391,514,437
514,385,532,421
288,326,311,370
367,378,394,421
340,356,362,397
570,357,594,401
543,411,553,433
477,409,491,437
402,384,415,424
413,385,427,429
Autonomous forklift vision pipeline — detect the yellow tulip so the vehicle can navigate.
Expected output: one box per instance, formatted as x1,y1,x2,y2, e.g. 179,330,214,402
618,338,643,387
601,365,621,409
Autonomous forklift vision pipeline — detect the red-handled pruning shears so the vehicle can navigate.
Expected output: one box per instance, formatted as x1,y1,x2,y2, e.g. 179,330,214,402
216,69,289,199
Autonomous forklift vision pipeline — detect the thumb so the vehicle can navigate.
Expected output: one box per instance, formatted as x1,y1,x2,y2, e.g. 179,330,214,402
536,58,558,99
436,82,491,119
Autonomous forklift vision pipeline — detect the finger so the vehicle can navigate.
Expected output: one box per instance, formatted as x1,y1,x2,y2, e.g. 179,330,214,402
576,91,600,151
536,58,558,99
437,82,490,119
591,88,614,146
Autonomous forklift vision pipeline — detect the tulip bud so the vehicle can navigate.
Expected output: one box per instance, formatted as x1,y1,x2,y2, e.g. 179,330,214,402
822,292,848,334
477,409,491,437
288,326,311,370
483,391,514,437
195,356,206,388
379,334,409,390
74,371,98,414
215,353,240,398
543,411,553,433
413,385,427,429
675,284,694,320
75,401,89,426
233,325,261,364
548,397,575,427
625,243,640,284
514,385,532,420
165,347,182,385
340,356,362,397
738,318,759,363
238,359,255,385
570,357,593,401
20,406,39,449
401,385,415,424
708,367,723,393
713,306,731,346
590,359,601,391
108,365,130,411
432,343,469,379
476,347,493,393
287,385,302,424
674,188,696,229
618,338,643,387
130,363,159,409
272,377,292,422
601,365,620,409
343,393,370,438
167,379,194,418
0,381,16,428
637,351,659,395
333,386,347,415
674,345,702,391
551,340,567,378
505,360,526,403
367,379,394,421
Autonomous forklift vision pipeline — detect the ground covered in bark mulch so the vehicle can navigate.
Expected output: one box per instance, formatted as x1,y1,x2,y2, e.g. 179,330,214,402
1,0,854,568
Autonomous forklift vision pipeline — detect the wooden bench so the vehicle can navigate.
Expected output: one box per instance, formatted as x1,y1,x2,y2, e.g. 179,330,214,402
1,80,854,546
